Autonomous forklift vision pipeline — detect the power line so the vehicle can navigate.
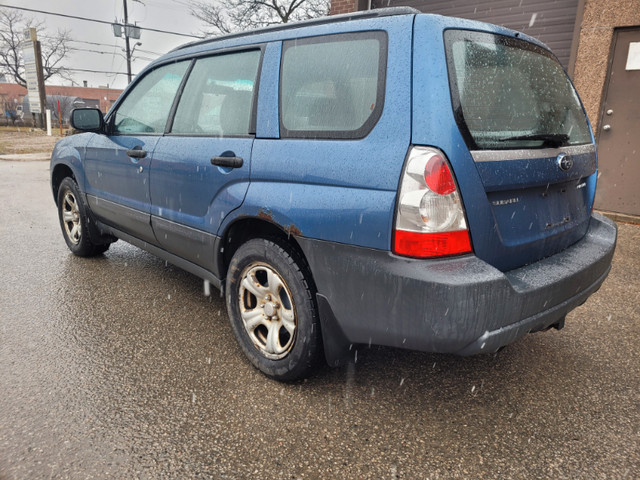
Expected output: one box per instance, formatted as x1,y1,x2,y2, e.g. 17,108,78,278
1,4,201,39
66,39,163,56
69,39,123,49
40,36,122,49
44,38,163,57
137,48,162,55
68,46,160,58
69,47,124,56
64,67,132,77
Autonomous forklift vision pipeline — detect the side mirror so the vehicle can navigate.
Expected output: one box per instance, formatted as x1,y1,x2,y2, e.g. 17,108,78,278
70,108,104,133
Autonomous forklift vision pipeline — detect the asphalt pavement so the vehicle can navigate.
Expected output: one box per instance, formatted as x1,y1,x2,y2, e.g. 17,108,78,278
0,160,638,479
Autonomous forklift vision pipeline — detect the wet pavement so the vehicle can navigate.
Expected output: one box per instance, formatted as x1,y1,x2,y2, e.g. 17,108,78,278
1,160,639,479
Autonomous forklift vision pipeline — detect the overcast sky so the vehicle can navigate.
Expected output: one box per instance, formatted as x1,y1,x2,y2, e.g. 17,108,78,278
1,0,208,90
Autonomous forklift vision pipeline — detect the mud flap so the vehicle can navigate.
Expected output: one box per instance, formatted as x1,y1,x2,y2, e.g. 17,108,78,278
317,293,351,367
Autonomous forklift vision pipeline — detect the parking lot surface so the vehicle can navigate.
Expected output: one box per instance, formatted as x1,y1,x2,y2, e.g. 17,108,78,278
1,160,638,479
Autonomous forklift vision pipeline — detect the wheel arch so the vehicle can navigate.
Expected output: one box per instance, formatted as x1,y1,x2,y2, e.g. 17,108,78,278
218,216,311,286
51,163,77,205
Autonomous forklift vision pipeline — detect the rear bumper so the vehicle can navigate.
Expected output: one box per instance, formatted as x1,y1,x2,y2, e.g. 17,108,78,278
298,213,617,362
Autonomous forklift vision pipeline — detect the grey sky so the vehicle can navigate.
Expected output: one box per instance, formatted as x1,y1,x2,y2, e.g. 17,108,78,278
1,0,208,90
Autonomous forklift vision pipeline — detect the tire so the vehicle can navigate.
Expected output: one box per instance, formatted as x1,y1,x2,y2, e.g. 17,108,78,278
226,238,322,381
56,177,111,257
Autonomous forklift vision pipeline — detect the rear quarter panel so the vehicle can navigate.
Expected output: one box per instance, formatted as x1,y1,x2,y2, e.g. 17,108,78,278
220,15,414,249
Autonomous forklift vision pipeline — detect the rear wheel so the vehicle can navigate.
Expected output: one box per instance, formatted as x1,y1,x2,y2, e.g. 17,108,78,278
57,177,111,256
226,238,321,381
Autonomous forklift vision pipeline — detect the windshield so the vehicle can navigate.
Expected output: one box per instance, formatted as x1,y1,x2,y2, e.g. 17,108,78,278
444,29,592,150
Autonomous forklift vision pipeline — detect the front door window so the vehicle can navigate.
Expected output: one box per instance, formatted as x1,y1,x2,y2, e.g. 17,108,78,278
113,61,189,134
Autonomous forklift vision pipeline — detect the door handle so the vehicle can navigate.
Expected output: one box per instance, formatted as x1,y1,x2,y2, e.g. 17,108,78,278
126,147,147,158
211,156,243,168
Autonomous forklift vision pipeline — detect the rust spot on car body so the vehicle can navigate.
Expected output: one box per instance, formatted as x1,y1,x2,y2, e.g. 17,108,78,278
256,208,302,236
286,224,302,236
257,208,274,221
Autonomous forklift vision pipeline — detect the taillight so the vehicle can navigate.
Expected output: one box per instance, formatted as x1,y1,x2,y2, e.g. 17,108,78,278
424,154,456,195
393,146,472,258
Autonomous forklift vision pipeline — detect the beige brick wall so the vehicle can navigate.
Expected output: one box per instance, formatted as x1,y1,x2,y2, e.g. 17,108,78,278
573,0,640,131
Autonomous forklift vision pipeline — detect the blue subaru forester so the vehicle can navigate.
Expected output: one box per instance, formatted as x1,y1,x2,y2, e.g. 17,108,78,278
51,8,617,380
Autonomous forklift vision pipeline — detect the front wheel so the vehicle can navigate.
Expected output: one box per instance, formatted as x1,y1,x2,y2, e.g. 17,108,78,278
57,177,111,257
226,238,321,381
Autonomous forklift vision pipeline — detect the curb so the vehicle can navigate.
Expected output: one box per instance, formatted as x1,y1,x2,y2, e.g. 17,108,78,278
0,153,50,162
597,209,640,225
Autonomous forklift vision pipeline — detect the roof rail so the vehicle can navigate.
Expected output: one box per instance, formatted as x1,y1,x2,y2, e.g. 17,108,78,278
172,7,420,52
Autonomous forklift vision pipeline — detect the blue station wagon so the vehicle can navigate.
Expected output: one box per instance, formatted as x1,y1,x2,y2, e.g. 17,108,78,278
51,8,617,380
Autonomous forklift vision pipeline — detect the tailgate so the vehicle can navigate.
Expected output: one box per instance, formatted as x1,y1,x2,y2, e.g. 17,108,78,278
471,144,596,271
439,26,596,271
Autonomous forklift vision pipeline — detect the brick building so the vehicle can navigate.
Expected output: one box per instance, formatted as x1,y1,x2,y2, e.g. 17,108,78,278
0,82,122,122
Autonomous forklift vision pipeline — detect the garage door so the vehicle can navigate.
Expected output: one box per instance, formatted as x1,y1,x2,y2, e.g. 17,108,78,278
375,0,579,68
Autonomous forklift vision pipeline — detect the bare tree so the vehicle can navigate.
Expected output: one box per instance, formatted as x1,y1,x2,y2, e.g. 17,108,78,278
0,8,72,87
46,94,77,126
190,0,330,36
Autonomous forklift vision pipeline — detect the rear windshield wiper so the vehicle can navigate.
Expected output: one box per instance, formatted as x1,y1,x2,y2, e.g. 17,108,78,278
499,133,569,148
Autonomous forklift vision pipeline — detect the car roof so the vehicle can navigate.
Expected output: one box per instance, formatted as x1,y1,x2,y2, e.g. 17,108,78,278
171,7,420,53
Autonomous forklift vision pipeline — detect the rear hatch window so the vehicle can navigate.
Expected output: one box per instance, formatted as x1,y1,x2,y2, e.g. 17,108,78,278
444,29,596,271
445,29,591,150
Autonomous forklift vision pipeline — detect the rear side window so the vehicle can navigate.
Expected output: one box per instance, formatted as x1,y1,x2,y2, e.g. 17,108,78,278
113,61,189,134
444,30,591,150
280,31,387,139
171,50,261,136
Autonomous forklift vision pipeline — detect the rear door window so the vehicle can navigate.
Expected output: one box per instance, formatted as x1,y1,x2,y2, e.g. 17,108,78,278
444,30,591,150
280,31,387,139
170,50,261,136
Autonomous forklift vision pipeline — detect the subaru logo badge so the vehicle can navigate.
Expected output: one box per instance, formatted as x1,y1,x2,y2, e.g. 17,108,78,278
557,153,573,172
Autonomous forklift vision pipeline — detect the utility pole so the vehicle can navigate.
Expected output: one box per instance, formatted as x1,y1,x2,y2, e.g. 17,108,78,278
112,0,142,84
123,0,132,83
